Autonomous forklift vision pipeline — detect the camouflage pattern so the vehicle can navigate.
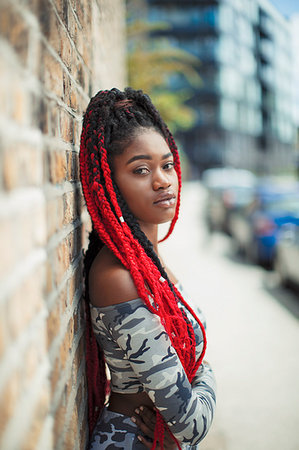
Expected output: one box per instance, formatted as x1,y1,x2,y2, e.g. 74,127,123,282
90,284,216,448
89,408,145,449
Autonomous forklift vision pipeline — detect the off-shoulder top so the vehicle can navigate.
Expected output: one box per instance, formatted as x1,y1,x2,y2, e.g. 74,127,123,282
90,283,216,446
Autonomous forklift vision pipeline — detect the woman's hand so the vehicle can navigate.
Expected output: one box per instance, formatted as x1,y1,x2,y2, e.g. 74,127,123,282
131,405,178,449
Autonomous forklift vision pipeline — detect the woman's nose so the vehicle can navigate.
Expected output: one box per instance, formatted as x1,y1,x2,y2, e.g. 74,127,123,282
152,170,171,190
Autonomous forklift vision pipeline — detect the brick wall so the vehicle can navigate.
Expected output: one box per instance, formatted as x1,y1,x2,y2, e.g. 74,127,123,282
0,1,126,449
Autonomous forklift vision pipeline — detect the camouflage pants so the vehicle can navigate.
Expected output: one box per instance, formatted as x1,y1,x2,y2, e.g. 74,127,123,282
88,407,147,449
88,407,197,449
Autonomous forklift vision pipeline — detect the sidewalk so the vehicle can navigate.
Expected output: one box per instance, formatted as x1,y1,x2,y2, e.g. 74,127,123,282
159,181,299,450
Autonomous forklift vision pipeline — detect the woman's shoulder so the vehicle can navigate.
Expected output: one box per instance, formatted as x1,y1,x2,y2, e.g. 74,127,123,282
88,246,139,308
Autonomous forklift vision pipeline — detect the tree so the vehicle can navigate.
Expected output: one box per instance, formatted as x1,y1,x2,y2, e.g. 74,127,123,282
126,2,201,133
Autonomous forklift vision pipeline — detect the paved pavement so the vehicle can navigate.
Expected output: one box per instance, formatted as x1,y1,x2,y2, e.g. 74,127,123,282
159,181,299,450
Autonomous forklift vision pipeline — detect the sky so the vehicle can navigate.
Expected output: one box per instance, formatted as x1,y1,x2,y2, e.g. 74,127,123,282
269,0,299,18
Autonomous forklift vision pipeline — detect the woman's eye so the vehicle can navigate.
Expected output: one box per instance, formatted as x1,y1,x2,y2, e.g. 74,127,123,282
133,167,149,175
163,162,175,170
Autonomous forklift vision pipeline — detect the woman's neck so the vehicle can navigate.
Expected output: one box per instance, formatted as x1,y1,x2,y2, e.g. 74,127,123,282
138,222,159,253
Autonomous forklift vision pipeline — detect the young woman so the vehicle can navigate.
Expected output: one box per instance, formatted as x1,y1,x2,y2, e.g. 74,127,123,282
80,87,216,449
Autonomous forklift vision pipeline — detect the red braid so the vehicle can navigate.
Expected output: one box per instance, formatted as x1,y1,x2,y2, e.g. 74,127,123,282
159,132,181,243
80,89,207,449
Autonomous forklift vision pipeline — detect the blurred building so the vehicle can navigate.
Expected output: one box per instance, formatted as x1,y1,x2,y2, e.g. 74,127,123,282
290,13,299,174
146,0,296,174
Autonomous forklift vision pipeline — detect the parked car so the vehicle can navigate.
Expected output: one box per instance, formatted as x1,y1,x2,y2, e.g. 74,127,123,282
229,183,299,267
202,167,256,234
275,222,299,290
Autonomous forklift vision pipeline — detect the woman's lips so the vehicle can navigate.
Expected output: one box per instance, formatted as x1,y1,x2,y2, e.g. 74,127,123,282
153,197,176,208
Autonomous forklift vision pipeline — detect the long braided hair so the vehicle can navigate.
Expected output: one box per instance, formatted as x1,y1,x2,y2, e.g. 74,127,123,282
80,87,207,449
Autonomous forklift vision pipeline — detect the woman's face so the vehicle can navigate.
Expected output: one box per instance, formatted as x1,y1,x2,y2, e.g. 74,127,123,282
112,129,179,229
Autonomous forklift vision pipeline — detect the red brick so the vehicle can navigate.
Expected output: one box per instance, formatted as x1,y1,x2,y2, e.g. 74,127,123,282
82,0,92,29
68,315,75,346
31,91,45,130
75,24,84,56
13,205,46,259
69,83,78,110
7,268,44,340
0,371,20,431
38,97,49,134
26,0,40,15
46,195,64,240
74,0,85,28
50,356,61,397
23,336,47,390
33,204,46,246
63,190,76,224
0,338,47,435
45,258,53,295
74,61,83,86
38,1,53,38
42,46,64,98
21,385,50,450
0,216,17,277
66,5,77,40
0,5,29,66
54,239,70,286
55,0,65,17
28,25,41,78
63,71,71,99
64,404,78,449
47,299,62,350
60,31,73,68
48,99,60,138
49,13,63,59
82,38,91,69
60,109,74,142
54,396,67,447
12,82,28,125
66,150,80,182
48,149,67,184
59,328,71,370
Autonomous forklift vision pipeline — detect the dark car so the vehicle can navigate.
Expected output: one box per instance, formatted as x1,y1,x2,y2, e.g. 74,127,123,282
275,222,299,290
229,183,299,267
202,168,256,234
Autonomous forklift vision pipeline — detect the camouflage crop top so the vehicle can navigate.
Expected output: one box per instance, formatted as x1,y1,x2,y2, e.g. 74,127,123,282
90,284,216,446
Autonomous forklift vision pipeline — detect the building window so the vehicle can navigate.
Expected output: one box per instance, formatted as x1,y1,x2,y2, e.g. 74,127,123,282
220,98,238,129
237,16,255,48
244,79,261,106
219,67,243,100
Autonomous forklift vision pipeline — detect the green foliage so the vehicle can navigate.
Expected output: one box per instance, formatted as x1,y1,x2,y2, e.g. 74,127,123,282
126,6,201,133
150,90,196,133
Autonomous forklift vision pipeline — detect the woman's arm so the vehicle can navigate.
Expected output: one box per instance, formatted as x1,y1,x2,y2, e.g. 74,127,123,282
100,300,216,446
133,361,216,448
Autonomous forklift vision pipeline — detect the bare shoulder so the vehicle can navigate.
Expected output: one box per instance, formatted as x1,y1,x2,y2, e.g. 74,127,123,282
88,246,139,307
